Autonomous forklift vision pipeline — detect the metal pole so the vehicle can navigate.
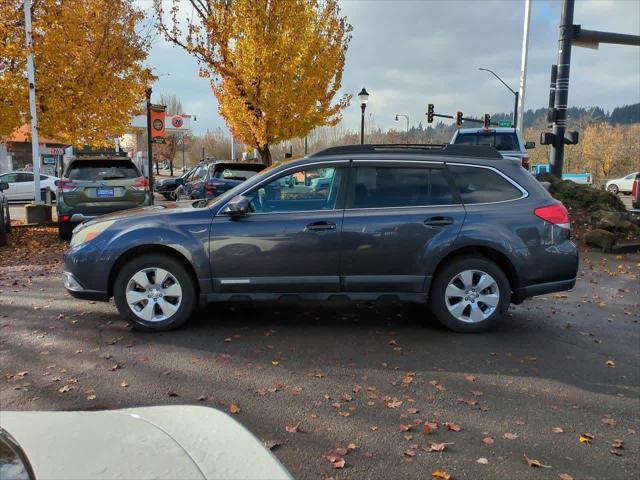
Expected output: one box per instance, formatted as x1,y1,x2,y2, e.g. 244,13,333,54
304,137,308,155
360,104,366,144
513,92,519,129
23,0,42,204
230,135,235,160
146,87,154,205
550,0,575,177
181,133,185,172
405,116,409,144
546,65,558,125
517,0,531,131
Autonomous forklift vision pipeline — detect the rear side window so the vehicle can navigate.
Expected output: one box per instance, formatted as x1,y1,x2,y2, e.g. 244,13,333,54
447,165,522,204
353,167,455,208
66,160,140,181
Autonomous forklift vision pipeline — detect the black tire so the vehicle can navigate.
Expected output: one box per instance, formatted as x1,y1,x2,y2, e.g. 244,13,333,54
59,222,74,241
607,184,619,195
113,253,197,332
429,256,510,333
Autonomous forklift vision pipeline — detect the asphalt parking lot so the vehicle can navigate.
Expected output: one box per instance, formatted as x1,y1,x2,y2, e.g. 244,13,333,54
0,226,638,480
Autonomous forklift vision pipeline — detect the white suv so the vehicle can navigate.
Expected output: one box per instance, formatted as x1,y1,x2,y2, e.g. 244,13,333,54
605,172,639,195
450,127,535,170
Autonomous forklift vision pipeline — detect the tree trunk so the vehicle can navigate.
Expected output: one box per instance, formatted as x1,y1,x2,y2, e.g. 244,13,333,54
258,145,272,166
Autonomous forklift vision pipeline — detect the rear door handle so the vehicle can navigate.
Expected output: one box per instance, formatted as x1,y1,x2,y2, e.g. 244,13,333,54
424,216,454,227
306,221,336,232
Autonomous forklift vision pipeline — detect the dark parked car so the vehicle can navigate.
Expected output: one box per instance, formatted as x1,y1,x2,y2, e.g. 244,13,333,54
62,144,578,333
186,162,266,200
155,166,198,200
0,180,10,246
57,155,151,240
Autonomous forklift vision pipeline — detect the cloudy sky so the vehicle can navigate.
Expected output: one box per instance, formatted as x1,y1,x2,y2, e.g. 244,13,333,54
141,0,640,135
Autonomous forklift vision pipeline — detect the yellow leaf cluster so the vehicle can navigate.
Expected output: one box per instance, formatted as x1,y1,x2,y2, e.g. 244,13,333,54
0,0,152,146
156,0,352,164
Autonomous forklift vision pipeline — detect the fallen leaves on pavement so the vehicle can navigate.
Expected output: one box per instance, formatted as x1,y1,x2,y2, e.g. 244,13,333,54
524,454,552,468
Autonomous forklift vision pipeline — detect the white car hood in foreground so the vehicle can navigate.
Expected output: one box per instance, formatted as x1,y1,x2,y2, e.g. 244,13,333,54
1,406,291,480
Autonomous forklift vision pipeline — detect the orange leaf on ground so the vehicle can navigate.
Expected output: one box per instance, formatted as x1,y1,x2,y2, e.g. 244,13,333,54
445,422,461,432
431,469,451,479
524,454,552,468
559,474,574,480
552,426,564,433
229,403,241,414
285,422,301,433
579,433,594,444
504,432,518,440
482,437,494,445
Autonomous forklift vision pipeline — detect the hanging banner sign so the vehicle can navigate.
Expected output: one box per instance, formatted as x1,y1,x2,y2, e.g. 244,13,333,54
150,105,166,144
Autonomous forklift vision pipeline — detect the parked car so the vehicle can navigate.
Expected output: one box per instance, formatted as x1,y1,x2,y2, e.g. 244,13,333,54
530,164,593,184
173,162,210,200
0,171,58,202
631,173,639,210
155,166,198,200
0,405,292,480
450,127,534,170
604,172,639,195
62,144,578,333
0,180,10,246
187,162,266,200
57,156,151,240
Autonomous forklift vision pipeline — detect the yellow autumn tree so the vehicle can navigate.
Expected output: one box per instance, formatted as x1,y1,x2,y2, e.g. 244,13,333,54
155,0,352,165
581,123,624,180
0,0,152,146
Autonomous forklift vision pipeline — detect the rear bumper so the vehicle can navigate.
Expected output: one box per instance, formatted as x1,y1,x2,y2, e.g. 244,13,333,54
512,277,577,304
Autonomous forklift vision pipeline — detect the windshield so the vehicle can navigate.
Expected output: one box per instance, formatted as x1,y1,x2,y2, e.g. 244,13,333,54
454,132,519,151
66,160,140,181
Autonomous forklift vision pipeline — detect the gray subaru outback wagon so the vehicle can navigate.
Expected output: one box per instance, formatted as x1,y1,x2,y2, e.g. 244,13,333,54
63,144,578,333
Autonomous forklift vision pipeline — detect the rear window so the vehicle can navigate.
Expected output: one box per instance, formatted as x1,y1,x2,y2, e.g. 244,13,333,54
454,132,519,151
353,167,455,208
213,168,260,181
66,160,140,181
447,165,523,204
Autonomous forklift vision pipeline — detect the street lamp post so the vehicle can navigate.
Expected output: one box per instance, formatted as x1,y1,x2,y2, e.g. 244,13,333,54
145,86,154,205
395,114,409,144
478,68,519,129
358,88,369,144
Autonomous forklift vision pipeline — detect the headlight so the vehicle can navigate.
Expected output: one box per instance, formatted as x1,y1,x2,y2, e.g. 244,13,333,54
70,220,116,247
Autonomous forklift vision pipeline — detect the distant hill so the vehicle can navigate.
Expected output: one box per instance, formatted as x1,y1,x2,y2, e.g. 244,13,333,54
490,103,640,127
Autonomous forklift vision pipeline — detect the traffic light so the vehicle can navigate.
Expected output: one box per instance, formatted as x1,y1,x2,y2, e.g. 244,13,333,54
456,112,463,126
483,113,491,128
427,104,434,123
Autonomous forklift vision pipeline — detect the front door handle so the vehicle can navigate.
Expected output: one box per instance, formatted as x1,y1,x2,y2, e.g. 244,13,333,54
424,216,454,227
306,221,336,232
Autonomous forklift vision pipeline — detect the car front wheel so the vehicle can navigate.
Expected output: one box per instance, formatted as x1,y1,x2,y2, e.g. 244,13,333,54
113,254,197,332
607,184,619,195
429,257,510,333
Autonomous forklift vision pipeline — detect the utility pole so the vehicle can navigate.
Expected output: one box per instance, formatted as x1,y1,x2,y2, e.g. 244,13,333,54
549,0,574,177
146,87,154,205
23,0,41,205
517,0,531,131
546,0,639,177
230,135,235,160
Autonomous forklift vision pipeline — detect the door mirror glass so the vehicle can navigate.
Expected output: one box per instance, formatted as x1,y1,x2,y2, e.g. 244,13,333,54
221,195,251,217
525,141,536,150
0,182,8,191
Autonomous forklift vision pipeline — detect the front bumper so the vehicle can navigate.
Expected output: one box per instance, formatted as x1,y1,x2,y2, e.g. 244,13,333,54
63,271,109,301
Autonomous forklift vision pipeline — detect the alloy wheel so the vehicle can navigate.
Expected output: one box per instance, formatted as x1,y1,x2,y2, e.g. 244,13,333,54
125,267,183,322
444,270,500,323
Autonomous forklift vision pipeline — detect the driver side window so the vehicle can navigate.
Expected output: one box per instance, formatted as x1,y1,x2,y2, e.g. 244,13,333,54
245,167,343,214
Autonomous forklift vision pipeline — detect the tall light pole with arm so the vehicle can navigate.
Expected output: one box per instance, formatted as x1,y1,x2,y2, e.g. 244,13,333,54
395,114,409,144
478,67,519,129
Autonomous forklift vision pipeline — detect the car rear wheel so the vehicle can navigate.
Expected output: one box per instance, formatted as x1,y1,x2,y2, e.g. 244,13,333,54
59,222,74,241
607,184,619,195
113,254,196,332
429,257,509,333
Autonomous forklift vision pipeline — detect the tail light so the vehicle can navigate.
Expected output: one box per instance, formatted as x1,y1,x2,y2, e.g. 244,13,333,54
58,179,77,192
632,179,639,202
60,215,70,222
534,203,570,229
522,155,530,170
132,177,149,191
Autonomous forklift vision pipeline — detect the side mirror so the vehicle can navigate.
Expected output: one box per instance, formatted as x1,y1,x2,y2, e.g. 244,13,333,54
0,181,8,191
175,177,185,186
220,195,250,218
525,141,536,150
